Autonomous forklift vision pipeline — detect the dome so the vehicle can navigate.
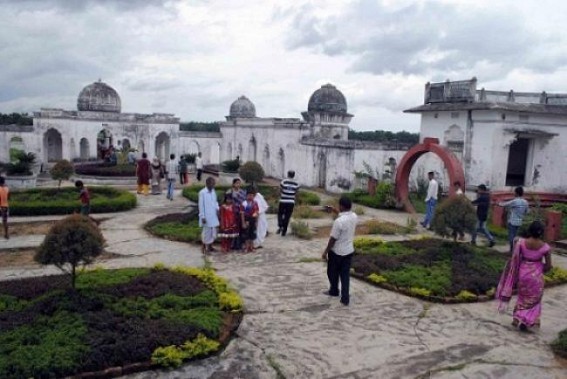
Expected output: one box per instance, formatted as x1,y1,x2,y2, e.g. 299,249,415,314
77,80,121,112
229,95,256,118
307,83,347,113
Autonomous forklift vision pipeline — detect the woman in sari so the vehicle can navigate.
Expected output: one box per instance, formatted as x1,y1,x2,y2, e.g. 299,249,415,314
219,194,239,252
496,221,552,331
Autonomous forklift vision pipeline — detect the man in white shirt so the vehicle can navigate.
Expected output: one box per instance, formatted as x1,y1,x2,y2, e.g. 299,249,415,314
420,171,438,229
322,196,358,306
198,177,220,253
165,154,178,201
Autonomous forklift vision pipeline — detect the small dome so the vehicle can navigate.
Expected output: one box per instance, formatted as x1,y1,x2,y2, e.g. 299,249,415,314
229,95,256,118
307,83,347,113
77,80,121,112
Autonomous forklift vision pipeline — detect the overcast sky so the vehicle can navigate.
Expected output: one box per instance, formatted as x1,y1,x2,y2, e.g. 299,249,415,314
2,0,567,132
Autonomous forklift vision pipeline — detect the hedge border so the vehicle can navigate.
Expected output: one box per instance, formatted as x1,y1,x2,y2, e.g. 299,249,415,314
9,187,137,216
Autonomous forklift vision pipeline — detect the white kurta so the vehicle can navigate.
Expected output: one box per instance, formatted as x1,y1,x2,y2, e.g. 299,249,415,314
198,187,219,244
254,192,269,247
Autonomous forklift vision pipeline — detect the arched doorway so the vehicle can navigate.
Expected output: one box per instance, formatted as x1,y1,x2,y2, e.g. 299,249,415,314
44,128,63,162
80,138,90,161
70,138,77,161
263,145,270,176
278,148,285,179
122,138,131,152
394,137,464,213
249,136,257,162
317,152,327,188
210,142,221,164
155,132,170,161
226,143,233,161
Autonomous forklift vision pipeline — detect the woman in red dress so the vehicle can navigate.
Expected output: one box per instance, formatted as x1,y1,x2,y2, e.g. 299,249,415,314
219,194,239,252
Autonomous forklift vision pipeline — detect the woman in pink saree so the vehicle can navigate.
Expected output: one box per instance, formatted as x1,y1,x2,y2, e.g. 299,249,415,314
496,221,552,331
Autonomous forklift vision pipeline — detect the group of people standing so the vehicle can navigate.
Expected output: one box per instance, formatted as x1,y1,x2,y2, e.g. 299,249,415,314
135,152,203,198
198,177,269,254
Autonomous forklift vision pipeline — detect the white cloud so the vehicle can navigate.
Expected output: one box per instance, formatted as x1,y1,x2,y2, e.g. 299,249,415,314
0,0,566,133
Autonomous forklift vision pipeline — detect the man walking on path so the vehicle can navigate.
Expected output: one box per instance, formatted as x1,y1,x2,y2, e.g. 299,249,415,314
499,186,529,252
471,184,495,247
165,154,178,201
0,176,10,239
199,177,219,253
277,170,299,237
322,196,358,306
420,171,438,229
178,156,188,185
75,180,90,216
195,152,203,182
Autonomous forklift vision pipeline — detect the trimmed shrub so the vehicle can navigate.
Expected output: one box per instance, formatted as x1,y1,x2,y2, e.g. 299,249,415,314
431,196,477,240
35,215,105,288
238,161,264,184
51,159,75,188
551,328,567,358
221,159,240,173
297,191,321,206
290,220,312,239
9,187,136,216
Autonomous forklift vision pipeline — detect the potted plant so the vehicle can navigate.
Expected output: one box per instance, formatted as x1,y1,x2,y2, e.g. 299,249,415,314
4,151,38,188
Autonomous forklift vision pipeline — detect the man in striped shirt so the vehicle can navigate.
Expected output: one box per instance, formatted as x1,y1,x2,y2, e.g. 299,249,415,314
277,170,299,237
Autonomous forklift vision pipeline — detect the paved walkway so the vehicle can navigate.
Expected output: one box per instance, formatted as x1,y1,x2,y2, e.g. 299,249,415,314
1,191,566,379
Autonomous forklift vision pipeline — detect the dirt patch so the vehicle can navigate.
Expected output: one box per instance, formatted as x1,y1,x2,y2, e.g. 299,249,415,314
0,248,121,268
9,218,108,237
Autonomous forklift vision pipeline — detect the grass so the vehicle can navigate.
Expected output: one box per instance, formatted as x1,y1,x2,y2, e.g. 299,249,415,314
409,192,427,214
551,328,567,358
293,205,326,219
290,220,312,239
0,267,242,377
145,211,202,243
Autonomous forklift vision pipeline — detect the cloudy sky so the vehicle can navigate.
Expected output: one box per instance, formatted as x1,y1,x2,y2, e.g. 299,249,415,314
2,0,567,132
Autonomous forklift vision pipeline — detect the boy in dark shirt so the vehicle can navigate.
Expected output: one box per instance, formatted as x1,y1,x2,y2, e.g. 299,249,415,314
471,184,495,247
75,180,91,216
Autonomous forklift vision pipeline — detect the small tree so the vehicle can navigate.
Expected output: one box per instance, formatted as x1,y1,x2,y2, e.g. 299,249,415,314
238,161,265,184
431,196,477,241
35,214,105,289
50,159,75,189
7,151,36,176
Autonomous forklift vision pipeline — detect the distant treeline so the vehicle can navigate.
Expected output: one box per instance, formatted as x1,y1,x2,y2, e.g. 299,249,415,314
348,129,419,144
179,122,220,132
0,113,33,125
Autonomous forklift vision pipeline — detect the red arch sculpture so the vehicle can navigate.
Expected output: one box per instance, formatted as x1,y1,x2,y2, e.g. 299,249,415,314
395,137,465,213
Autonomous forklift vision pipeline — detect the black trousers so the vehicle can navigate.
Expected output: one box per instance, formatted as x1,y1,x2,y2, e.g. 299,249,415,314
327,251,353,304
277,202,295,234
197,169,203,181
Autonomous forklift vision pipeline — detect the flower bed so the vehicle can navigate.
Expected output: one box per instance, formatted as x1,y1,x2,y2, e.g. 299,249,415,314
351,237,567,303
9,187,136,216
145,211,202,244
75,163,136,177
0,266,243,378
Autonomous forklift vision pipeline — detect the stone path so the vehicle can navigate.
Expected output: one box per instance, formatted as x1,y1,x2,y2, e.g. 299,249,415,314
1,191,566,379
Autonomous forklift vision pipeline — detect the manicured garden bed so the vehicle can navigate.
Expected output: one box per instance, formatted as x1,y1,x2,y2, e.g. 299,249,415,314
75,163,136,177
9,187,137,216
0,266,243,378
145,211,202,244
351,237,567,303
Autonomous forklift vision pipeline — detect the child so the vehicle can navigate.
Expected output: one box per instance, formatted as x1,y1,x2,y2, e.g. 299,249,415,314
75,180,90,216
240,188,259,253
219,194,239,252
0,176,9,239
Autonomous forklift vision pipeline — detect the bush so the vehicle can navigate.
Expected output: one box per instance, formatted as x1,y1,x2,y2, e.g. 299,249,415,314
6,151,36,176
297,191,321,206
221,159,240,173
35,215,105,288
551,328,567,358
294,205,325,219
9,187,136,216
364,220,405,235
343,185,396,209
290,221,312,239
431,196,477,240
51,160,75,188
238,161,265,184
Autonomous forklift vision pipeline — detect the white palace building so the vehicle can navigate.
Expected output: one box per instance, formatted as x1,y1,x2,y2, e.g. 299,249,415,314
1,77,566,194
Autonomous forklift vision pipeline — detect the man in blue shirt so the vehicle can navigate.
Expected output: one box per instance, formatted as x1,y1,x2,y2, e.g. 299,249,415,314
499,186,529,252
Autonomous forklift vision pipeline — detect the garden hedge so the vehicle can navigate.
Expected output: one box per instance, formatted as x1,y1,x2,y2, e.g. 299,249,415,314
75,163,136,177
9,186,137,216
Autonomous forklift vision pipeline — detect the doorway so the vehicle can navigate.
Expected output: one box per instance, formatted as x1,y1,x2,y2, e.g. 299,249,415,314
506,138,530,186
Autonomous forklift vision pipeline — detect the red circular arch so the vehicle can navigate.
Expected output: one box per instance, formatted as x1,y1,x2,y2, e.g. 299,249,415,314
395,137,465,213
